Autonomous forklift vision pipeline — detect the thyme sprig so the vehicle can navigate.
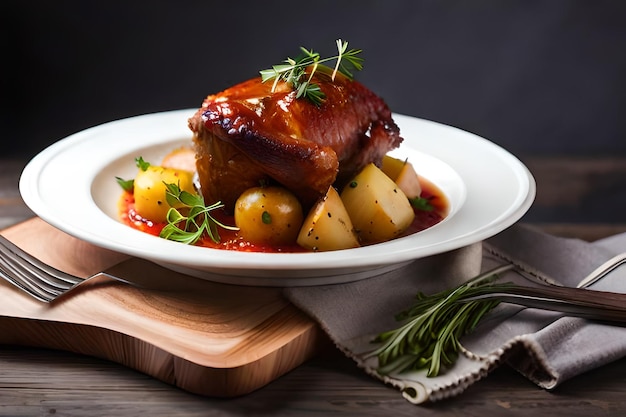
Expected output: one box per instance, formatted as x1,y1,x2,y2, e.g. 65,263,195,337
259,38,364,105
159,183,238,245
366,264,516,377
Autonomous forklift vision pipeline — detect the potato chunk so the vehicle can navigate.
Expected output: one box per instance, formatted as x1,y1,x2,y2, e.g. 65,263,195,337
341,163,415,244
297,186,360,252
134,166,195,223
234,186,304,246
381,155,422,199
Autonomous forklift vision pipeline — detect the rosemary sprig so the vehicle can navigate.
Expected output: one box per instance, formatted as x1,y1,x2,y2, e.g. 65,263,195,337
259,38,364,105
159,182,238,245
366,264,516,377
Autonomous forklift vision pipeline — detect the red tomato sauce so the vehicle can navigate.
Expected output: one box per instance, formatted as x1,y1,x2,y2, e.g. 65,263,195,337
118,192,306,253
401,175,448,236
118,178,447,253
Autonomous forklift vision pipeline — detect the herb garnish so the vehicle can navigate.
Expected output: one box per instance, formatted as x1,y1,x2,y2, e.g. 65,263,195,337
159,182,238,245
135,156,150,171
260,39,364,105
409,196,435,212
366,264,515,377
116,157,152,191
116,177,134,192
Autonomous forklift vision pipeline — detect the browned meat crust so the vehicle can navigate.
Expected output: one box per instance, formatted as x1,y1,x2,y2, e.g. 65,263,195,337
188,70,402,212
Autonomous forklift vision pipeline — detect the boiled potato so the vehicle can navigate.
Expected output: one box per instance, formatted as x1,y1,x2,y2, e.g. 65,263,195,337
381,155,422,199
297,186,360,252
341,163,415,244
133,165,195,223
234,186,303,246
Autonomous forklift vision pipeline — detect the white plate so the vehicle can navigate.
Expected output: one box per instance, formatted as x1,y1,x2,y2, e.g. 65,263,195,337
19,110,535,286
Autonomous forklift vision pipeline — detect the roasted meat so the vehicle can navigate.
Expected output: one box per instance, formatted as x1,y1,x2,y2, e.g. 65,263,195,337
188,69,403,212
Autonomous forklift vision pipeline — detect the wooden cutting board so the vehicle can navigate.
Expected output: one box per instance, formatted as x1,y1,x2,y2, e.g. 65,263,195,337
0,217,325,397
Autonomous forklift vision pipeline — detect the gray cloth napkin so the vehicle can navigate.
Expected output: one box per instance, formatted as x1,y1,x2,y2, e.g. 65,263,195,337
283,224,626,404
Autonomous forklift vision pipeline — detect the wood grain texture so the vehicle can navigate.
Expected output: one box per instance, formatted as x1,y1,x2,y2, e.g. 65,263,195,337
0,217,325,398
1,346,626,416
3,157,626,415
522,156,626,224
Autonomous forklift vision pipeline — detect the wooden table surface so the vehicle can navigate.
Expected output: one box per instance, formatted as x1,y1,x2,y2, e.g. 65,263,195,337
2,157,626,416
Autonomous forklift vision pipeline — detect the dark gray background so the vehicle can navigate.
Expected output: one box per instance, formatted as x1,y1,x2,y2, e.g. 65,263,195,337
2,1,626,223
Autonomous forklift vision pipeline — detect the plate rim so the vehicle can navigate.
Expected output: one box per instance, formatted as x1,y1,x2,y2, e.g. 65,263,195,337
19,109,535,282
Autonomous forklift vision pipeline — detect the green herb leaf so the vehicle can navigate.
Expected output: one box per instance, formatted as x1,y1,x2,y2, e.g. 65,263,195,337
159,182,238,245
259,38,363,105
409,196,435,212
365,264,516,377
135,156,150,171
116,156,150,191
116,176,134,192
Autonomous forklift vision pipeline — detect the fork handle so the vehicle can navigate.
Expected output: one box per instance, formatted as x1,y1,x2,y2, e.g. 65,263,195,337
465,285,626,323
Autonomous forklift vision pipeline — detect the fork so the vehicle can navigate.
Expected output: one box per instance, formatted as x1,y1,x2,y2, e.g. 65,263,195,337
3,233,626,316
462,257,626,323
0,234,87,302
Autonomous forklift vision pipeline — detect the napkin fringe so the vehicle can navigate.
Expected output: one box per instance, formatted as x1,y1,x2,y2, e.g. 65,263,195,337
424,335,558,403
283,224,626,405
505,335,559,389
